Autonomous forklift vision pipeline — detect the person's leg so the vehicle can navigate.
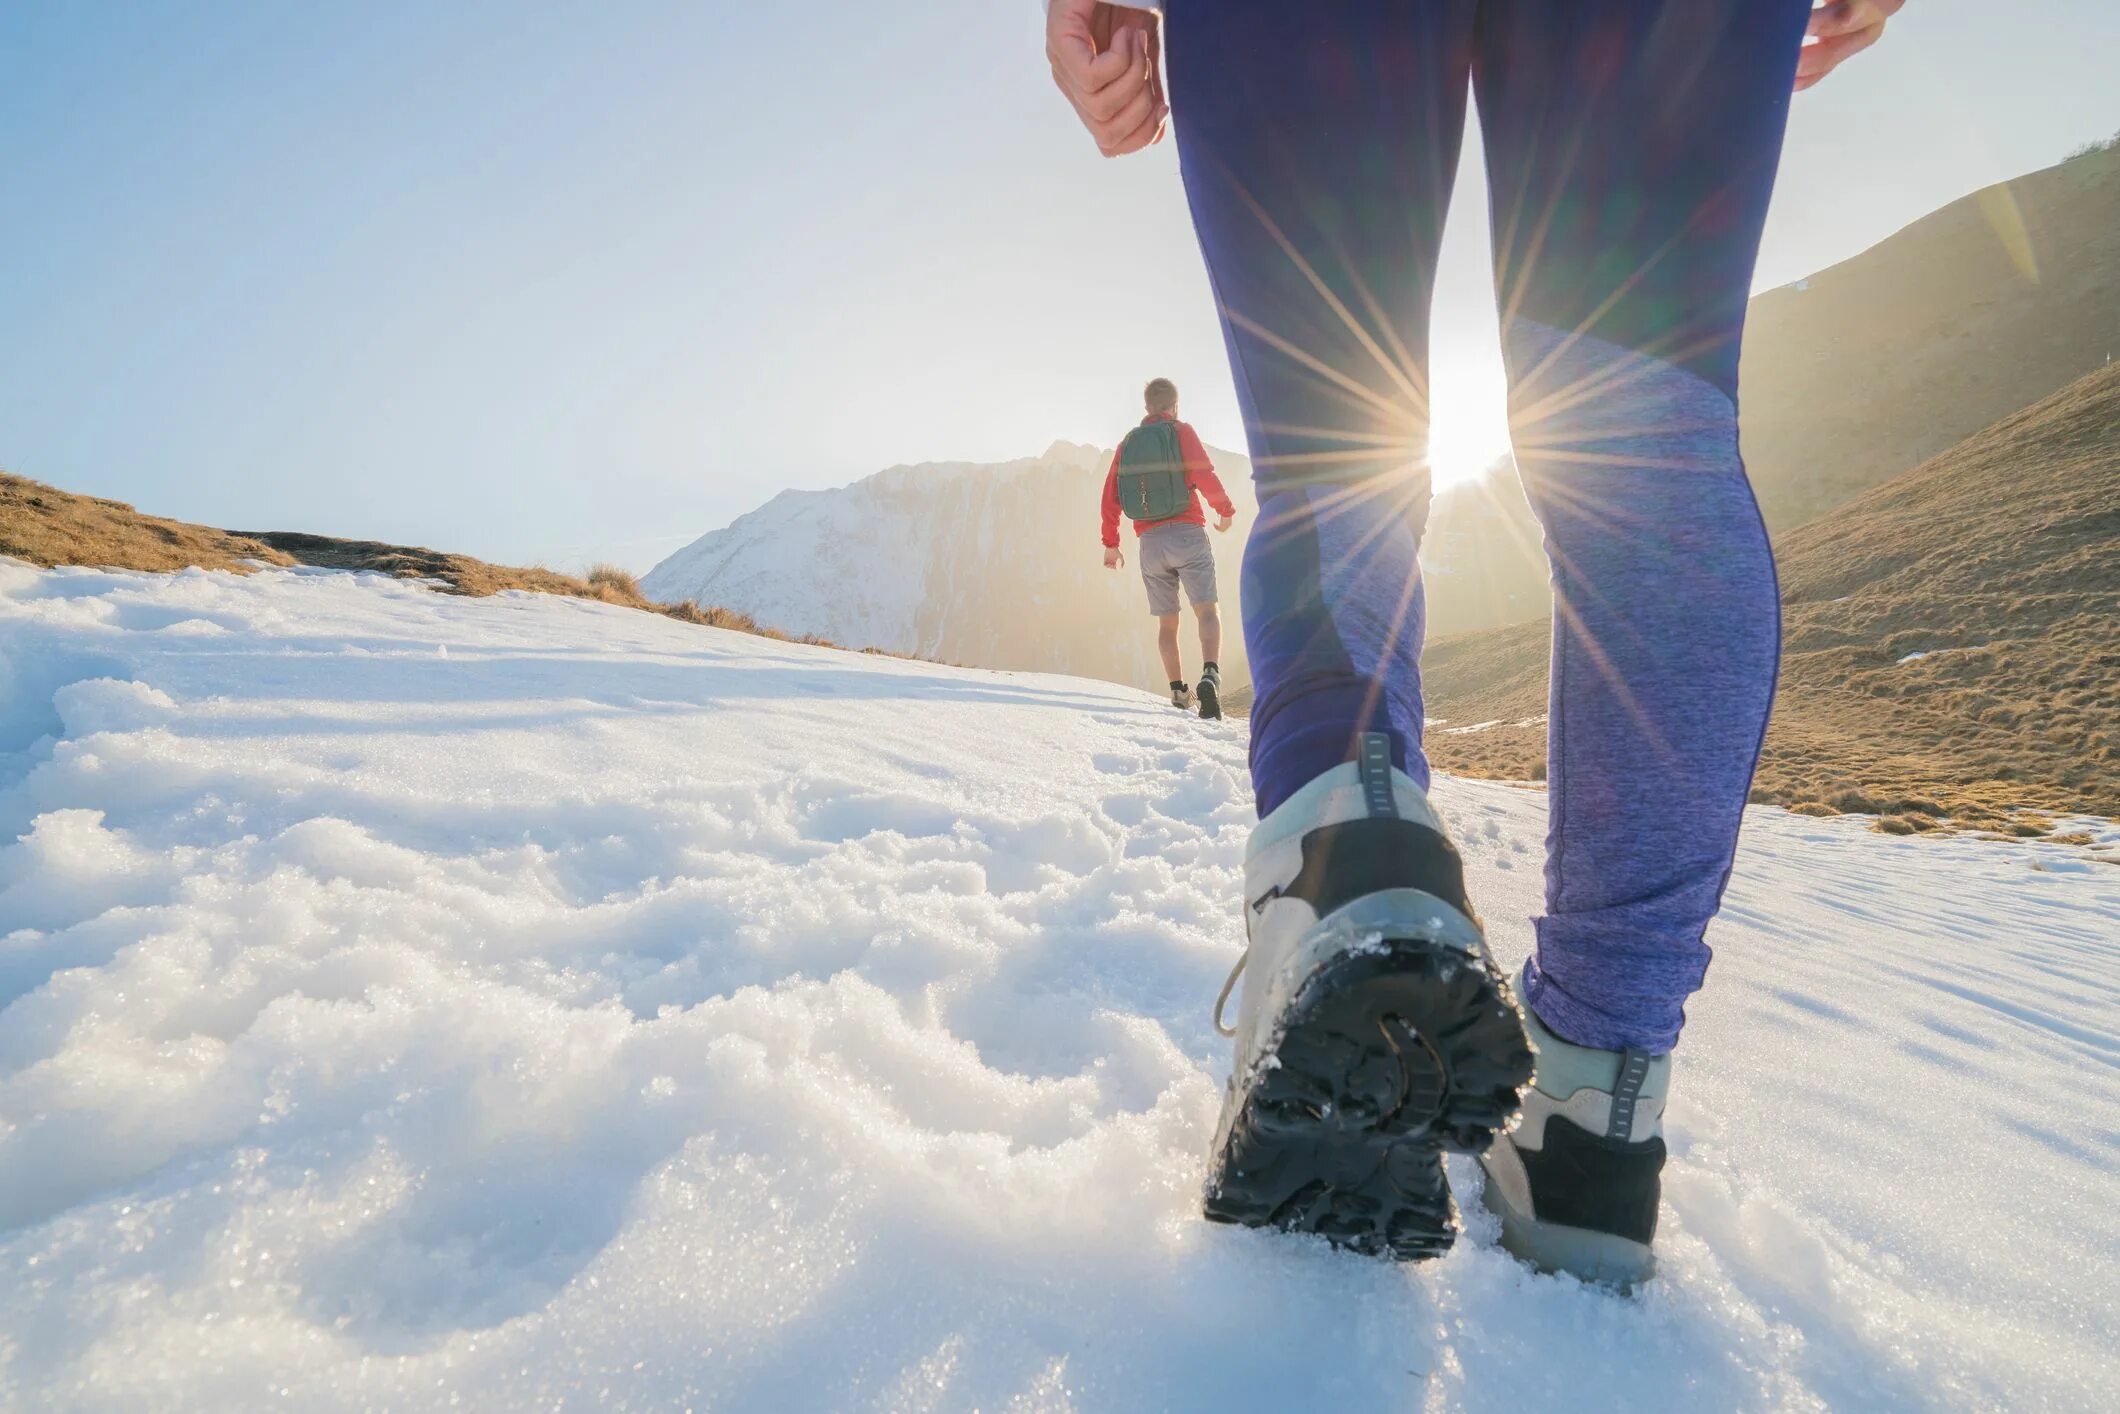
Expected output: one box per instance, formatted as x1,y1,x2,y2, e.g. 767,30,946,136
1164,0,1478,817
1139,529,1187,691
1155,613,1184,684
1194,602,1221,668
1472,0,1811,1054
1170,0,1530,1264
1171,523,1223,668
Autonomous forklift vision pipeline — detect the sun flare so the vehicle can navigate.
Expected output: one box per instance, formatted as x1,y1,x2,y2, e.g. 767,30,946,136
1426,347,1515,490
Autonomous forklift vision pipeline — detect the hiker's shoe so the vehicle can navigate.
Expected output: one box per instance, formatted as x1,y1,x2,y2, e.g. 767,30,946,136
1477,1008,1669,1288
1197,665,1223,720
1171,682,1196,710
1203,733,1533,1260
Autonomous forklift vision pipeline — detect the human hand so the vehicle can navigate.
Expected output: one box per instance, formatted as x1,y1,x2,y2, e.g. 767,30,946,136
1795,0,1903,91
1214,514,1233,533
1104,545,1125,569
1047,0,1167,157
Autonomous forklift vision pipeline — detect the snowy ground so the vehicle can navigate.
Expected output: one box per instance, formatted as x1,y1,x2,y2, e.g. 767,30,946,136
2,561,2115,1412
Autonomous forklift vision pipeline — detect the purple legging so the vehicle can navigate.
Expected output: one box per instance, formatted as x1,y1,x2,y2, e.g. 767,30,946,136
1165,0,1810,1052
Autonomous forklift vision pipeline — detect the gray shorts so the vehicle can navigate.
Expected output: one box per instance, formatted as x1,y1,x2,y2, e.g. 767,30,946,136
1138,521,1218,617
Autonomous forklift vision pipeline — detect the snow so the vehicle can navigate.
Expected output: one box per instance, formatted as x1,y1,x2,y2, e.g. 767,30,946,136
3,560,2117,1411
638,473,944,651
1441,716,1547,736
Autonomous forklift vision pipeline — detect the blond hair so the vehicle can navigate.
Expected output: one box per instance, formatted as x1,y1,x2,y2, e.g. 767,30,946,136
1144,378,1178,414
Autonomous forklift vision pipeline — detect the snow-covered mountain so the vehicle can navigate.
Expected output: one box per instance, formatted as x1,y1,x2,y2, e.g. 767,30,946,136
3,559,2116,1408
643,440,1258,690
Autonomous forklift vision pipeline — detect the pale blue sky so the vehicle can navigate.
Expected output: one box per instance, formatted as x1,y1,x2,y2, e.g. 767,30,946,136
4,2,2117,571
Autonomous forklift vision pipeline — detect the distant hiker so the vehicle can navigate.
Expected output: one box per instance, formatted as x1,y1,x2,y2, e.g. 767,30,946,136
1101,377,1237,718
1051,0,1902,1283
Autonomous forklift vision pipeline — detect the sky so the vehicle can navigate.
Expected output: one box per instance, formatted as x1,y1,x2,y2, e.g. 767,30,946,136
4,2,2118,573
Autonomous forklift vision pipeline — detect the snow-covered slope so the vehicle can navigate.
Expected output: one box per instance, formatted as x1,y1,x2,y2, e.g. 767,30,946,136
2,561,2116,1411
641,441,1221,688
640,458,988,656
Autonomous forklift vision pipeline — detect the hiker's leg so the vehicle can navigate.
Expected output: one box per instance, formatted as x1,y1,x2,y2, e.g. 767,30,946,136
1165,0,1478,816
1194,602,1222,668
1156,613,1184,684
1473,0,1809,1052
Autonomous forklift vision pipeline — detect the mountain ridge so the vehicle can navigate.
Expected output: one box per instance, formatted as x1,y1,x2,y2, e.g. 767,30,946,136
1738,142,2119,529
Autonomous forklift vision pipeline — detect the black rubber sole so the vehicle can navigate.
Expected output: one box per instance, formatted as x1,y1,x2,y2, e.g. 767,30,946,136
1198,678,1222,720
1203,937,1533,1260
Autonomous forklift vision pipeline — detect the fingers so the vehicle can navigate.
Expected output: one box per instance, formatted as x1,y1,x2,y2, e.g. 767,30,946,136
1102,110,1168,158
1141,14,1166,110
1047,7,1145,103
1077,33,1151,122
1046,11,1166,158
1137,18,1169,150
1048,49,1139,114
1805,1,1859,39
1097,65,1167,156
1794,24,1883,89
1806,0,1901,40
1062,28,1165,157
1796,0,1899,90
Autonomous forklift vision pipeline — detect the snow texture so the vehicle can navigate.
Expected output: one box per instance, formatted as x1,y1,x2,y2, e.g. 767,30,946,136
2,561,2116,1411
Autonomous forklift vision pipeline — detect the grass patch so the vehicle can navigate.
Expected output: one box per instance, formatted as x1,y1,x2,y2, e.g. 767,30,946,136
4,474,294,575
586,563,642,600
2,471,868,653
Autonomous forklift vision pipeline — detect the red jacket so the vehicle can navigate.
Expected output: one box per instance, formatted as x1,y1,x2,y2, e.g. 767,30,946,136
1100,414,1237,548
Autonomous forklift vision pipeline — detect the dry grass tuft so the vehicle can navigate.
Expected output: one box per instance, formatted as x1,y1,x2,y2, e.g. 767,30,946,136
660,597,768,634
586,563,642,601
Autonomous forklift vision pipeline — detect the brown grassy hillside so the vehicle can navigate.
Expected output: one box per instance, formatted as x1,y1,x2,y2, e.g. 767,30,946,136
2,472,808,642
1738,143,2119,532
1422,363,2120,830
3,475,298,574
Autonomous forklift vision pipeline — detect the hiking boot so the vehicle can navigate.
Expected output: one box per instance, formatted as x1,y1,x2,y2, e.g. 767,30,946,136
1203,733,1533,1259
1171,681,1196,710
1477,1008,1670,1288
1197,664,1223,720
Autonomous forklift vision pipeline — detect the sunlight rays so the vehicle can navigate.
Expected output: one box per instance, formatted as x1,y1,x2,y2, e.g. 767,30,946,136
1207,136,1736,780
1213,155,1438,417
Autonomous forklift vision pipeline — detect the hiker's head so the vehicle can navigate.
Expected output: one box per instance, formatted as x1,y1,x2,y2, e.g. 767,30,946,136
1144,378,1178,417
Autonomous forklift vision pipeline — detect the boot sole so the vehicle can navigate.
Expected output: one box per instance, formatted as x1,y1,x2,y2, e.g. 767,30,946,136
1198,680,1222,720
1204,925,1532,1260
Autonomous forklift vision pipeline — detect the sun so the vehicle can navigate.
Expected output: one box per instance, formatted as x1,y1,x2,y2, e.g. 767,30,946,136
1426,349,1515,490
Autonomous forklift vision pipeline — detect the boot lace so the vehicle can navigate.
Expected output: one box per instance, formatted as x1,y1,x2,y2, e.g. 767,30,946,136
1211,948,1248,1037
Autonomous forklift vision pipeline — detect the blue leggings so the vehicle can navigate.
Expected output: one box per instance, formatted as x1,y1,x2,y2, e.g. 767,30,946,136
1166,0,1811,1053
